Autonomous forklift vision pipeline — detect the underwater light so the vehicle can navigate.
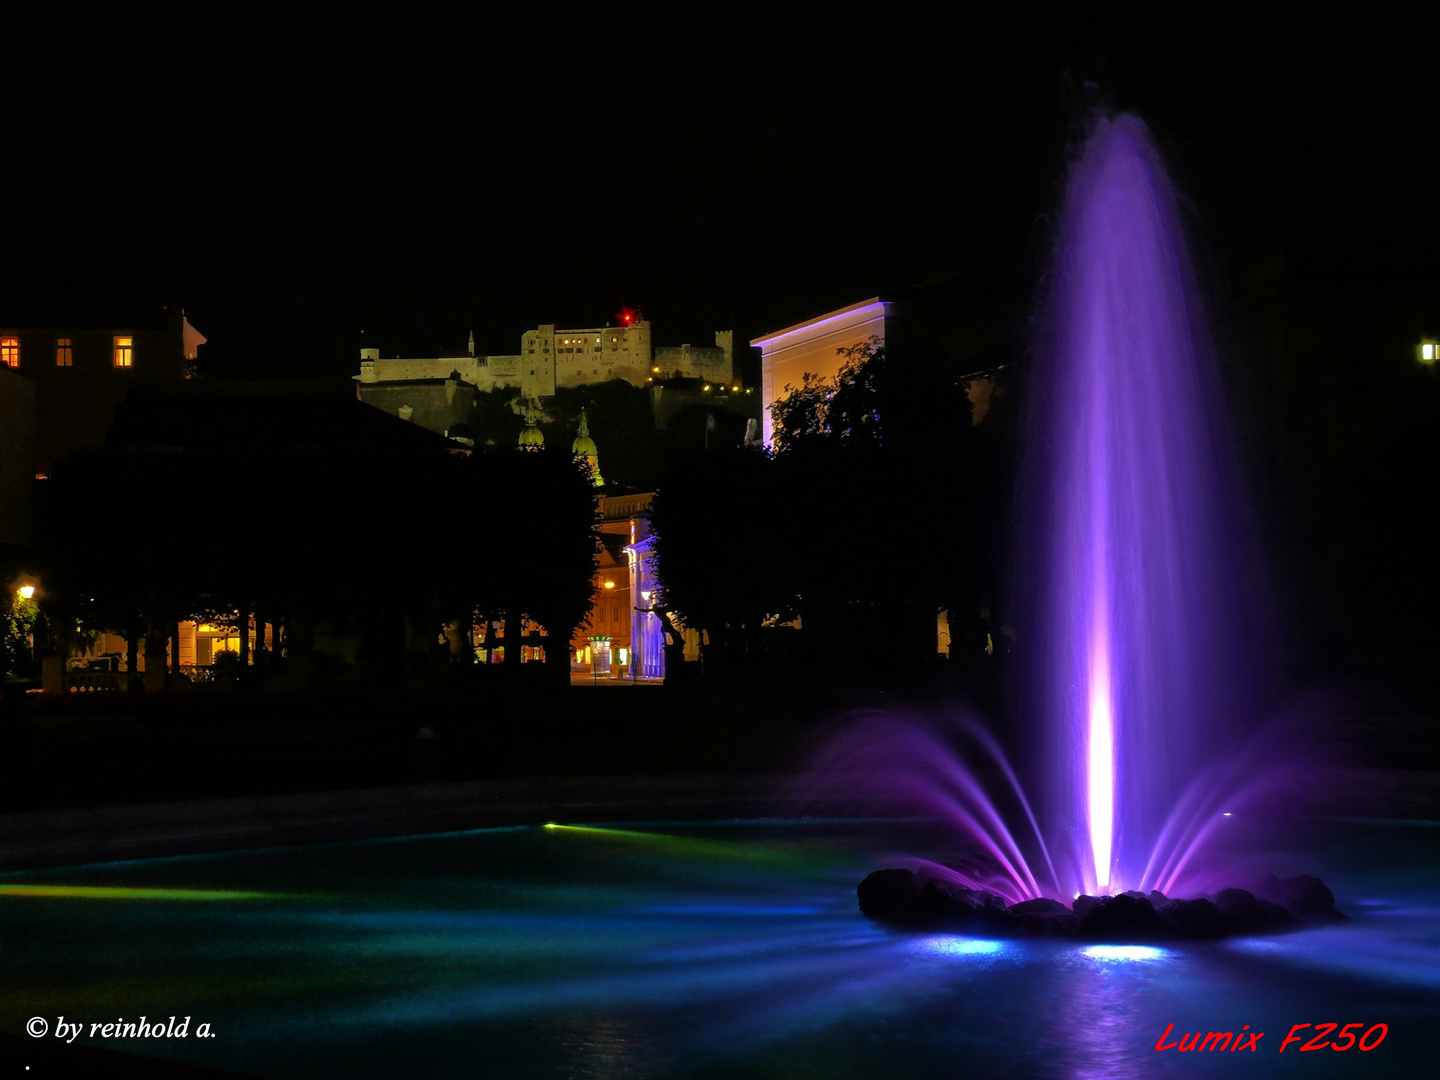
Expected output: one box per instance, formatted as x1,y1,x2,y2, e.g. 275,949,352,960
1081,944,1168,962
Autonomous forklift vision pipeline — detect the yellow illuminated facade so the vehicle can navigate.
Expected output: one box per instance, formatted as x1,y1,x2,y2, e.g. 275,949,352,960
751,298,889,446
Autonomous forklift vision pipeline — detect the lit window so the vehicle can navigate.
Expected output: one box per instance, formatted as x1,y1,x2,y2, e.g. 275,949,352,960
1,337,18,368
113,335,133,368
1421,340,1438,364
56,338,73,366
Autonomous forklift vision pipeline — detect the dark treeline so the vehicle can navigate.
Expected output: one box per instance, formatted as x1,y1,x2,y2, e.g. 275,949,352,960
465,379,751,490
28,393,598,691
650,342,1011,700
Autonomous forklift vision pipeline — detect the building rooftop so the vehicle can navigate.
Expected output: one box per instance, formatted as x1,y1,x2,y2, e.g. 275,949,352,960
750,298,888,348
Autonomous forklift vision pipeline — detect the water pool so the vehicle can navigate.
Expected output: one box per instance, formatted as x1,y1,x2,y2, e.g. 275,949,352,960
3,818,1437,1078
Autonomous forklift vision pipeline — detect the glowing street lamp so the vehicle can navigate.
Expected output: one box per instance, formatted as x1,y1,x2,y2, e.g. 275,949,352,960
17,585,35,600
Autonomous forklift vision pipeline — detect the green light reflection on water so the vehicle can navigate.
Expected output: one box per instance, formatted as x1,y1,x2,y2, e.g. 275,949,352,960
0,884,305,901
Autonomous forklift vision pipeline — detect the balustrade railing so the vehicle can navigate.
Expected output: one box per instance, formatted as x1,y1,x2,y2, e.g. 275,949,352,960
62,669,121,692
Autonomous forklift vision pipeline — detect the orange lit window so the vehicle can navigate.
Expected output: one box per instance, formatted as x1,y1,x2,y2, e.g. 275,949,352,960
55,338,73,366
1,337,18,368
113,335,133,368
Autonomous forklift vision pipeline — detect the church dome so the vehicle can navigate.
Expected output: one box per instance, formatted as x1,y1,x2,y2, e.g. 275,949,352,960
571,409,598,457
518,395,545,448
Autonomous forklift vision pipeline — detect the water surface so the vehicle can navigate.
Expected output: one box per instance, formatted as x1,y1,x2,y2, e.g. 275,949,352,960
3,819,1435,1078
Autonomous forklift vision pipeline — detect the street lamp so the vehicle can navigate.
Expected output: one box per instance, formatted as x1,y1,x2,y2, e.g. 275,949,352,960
17,585,35,600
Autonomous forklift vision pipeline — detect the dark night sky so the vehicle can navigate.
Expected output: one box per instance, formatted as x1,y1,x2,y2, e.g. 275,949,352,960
3,7,1437,382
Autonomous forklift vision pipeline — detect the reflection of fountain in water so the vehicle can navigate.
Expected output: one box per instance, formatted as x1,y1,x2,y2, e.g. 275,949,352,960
814,113,1279,901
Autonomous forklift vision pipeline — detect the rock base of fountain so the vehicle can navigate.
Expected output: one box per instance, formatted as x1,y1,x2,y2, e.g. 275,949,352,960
857,869,1344,941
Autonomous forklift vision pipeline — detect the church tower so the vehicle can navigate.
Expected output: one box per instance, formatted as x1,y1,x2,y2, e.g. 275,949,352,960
571,408,603,486
517,394,545,449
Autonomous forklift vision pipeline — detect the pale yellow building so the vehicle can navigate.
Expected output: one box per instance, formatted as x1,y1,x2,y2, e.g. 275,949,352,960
750,297,889,446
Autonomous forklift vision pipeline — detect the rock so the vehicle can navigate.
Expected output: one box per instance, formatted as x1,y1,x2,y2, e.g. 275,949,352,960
857,868,923,921
857,867,1338,941
1213,888,1298,935
1249,874,1345,924
1010,897,1080,937
1153,896,1228,939
1011,897,1072,917
908,880,1020,935
1078,893,1171,940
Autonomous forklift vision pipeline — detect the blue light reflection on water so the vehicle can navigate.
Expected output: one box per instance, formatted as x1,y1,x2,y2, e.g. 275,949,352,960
1,819,1437,1079
913,936,1011,958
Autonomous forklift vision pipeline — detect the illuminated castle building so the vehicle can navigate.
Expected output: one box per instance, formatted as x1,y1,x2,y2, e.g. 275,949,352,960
357,316,735,402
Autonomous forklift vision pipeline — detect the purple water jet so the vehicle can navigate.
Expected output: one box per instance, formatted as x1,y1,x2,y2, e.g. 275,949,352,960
1019,112,1265,897
828,113,1288,917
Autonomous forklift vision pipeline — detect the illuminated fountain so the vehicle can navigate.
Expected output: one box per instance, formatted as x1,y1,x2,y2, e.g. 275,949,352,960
848,113,1338,936
1021,109,1261,899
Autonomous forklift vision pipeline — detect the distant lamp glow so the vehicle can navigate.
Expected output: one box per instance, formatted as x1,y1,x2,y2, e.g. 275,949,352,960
17,585,35,600
1222,812,1231,817
1421,340,1438,364
603,580,615,590
544,822,557,829
641,590,652,602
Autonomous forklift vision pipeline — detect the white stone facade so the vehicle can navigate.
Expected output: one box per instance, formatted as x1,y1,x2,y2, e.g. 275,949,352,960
357,320,734,398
